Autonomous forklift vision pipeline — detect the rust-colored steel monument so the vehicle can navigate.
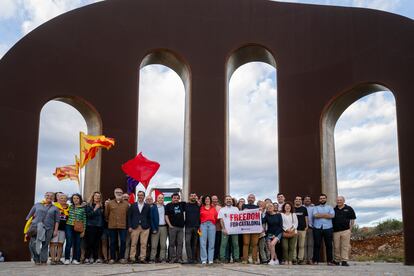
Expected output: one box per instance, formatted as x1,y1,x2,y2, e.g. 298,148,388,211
0,0,413,264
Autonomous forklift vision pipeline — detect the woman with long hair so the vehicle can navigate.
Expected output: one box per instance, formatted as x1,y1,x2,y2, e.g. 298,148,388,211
84,191,104,264
64,193,87,265
199,195,218,264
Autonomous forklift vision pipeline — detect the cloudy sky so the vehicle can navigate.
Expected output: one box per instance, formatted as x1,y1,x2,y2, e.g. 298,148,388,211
1,0,411,226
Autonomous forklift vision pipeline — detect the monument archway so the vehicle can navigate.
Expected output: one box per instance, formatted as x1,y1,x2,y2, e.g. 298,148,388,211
39,96,103,198
138,50,190,199
226,45,278,196
0,0,413,263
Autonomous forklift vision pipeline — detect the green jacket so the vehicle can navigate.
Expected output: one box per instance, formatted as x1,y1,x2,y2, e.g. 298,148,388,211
67,204,87,227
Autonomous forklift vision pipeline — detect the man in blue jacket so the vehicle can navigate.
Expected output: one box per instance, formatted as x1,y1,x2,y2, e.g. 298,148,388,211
128,191,151,263
149,193,167,263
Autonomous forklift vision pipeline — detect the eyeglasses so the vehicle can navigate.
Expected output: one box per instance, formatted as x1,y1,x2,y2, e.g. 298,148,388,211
115,192,123,195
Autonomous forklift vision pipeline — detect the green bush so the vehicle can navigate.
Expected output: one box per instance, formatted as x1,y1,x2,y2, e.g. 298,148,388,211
374,219,403,234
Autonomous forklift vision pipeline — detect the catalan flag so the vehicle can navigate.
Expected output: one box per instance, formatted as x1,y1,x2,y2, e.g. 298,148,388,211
53,164,79,182
80,132,115,168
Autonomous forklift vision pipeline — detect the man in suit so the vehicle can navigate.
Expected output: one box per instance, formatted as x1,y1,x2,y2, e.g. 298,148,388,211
128,191,152,263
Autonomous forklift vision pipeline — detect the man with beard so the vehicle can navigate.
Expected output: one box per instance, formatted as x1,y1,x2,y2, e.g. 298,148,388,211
165,193,186,263
218,195,240,263
185,193,200,263
105,188,129,264
294,196,308,265
312,194,335,265
241,194,260,264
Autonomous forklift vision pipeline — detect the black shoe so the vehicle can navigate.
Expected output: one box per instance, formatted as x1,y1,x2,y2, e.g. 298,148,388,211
328,261,340,266
341,261,349,266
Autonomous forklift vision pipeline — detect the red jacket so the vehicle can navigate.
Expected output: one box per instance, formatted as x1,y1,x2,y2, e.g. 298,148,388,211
200,205,218,224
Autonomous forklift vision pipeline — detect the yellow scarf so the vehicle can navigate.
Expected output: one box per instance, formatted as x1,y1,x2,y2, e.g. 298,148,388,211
54,202,69,216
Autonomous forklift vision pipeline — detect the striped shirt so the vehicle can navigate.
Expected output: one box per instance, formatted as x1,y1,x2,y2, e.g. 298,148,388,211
67,204,87,227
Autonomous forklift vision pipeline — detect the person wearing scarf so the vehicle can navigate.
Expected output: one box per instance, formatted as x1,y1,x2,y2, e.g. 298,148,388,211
25,192,60,265
50,193,69,264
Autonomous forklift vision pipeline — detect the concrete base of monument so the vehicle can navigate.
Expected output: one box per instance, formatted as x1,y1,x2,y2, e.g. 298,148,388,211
0,262,413,275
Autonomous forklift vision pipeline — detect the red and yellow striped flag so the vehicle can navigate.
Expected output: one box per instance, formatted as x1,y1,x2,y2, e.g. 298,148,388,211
79,132,115,168
53,165,79,182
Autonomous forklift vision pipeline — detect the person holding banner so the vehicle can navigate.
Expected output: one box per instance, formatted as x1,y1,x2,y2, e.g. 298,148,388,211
263,203,283,265
241,194,260,264
218,195,240,263
281,202,298,265
199,195,218,264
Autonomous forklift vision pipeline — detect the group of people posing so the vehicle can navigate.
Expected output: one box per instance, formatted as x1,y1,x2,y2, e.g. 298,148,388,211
26,189,356,267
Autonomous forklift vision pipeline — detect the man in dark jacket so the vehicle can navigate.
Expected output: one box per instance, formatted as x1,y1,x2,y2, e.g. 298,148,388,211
128,191,151,263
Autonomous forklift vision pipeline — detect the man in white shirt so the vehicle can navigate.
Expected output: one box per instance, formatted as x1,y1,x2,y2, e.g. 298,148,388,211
218,195,240,262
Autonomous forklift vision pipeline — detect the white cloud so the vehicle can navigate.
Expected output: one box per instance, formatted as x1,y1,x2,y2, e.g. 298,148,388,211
229,62,278,199
35,101,87,202
335,91,401,226
137,65,185,189
0,43,9,58
20,0,104,34
351,0,401,12
0,0,19,20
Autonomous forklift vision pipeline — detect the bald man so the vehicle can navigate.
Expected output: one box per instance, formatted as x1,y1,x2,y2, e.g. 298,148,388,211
332,196,356,266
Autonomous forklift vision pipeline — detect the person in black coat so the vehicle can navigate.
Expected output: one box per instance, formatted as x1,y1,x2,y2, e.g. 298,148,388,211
127,191,151,263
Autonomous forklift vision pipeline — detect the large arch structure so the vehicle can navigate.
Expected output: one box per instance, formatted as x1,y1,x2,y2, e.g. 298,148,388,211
0,0,413,263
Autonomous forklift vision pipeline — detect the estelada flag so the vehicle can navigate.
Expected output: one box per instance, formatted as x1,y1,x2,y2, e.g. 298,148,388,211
80,132,115,168
121,152,160,188
53,165,79,183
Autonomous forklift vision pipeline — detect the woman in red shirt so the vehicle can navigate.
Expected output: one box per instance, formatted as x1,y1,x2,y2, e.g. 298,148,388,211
199,195,218,264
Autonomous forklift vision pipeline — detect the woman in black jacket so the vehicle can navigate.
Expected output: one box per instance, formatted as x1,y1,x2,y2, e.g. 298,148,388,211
84,191,104,264
262,203,283,265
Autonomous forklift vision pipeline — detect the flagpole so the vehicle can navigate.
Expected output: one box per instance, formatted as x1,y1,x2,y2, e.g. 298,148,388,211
79,165,83,196
79,132,83,196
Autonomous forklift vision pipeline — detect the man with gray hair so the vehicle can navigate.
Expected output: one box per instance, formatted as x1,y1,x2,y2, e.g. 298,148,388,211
105,188,129,264
333,196,356,266
26,192,60,265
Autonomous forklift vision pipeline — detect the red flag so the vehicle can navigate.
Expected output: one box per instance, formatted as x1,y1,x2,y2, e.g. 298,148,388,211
121,152,160,188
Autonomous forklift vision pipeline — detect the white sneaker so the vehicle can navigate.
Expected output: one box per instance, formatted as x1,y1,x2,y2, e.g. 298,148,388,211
96,259,103,264
72,260,80,265
64,259,70,265
89,258,94,264
268,260,275,265
201,261,207,265
84,258,89,264
274,259,279,265
208,261,214,265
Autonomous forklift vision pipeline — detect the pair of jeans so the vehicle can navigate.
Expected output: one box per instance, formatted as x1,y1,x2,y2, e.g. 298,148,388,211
333,229,351,262
168,227,184,261
220,232,239,261
85,225,103,260
29,229,53,263
282,235,298,262
129,226,150,261
185,226,199,262
150,226,168,261
65,225,81,261
296,230,307,261
313,227,333,263
199,221,216,263
304,228,313,261
109,229,127,260
242,233,259,262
